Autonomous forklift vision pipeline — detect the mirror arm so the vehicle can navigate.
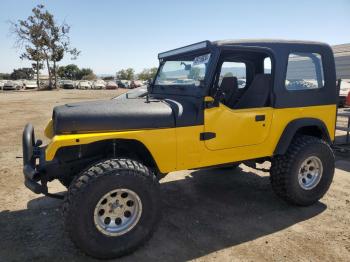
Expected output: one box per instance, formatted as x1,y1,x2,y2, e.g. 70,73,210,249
205,90,224,108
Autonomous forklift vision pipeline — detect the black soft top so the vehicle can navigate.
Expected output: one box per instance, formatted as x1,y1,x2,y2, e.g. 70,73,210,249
158,39,333,59
212,39,331,48
156,39,337,108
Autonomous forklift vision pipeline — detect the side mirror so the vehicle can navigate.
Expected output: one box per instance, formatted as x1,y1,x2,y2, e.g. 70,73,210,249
205,91,224,108
180,62,191,71
147,78,153,93
214,87,226,104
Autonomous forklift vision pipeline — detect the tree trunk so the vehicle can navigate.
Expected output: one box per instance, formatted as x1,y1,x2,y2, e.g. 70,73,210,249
53,60,57,89
36,59,40,89
45,57,52,89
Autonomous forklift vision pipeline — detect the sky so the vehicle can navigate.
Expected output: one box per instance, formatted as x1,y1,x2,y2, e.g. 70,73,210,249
0,0,349,75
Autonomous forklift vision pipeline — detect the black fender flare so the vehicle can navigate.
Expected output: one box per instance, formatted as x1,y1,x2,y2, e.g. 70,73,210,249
274,118,331,155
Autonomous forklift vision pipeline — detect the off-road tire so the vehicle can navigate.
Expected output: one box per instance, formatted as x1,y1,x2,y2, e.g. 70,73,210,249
58,176,73,188
63,158,160,259
270,135,334,206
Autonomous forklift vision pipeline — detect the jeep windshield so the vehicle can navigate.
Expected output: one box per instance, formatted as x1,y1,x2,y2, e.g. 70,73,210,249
154,53,211,88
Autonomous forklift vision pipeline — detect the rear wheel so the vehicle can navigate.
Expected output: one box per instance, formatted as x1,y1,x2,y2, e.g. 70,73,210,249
63,158,160,259
270,135,334,206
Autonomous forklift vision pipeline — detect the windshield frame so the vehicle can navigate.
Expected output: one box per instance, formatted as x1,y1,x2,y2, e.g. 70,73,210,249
152,48,217,97
155,55,210,87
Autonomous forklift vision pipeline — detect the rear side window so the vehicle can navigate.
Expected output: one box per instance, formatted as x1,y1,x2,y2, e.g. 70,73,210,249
264,57,272,74
285,52,324,91
219,62,246,88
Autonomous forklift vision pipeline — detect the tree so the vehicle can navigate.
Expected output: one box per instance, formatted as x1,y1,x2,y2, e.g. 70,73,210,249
57,64,80,79
116,68,135,80
82,73,96,81
102,76,114,81
45,17,80,88
57,65,66,79
10,68,35,80
11,4,79,89
137,67,158,81
57,65,95,80
0,73,11,80
78,68,93,80
32,61,43,83
11,5,46,88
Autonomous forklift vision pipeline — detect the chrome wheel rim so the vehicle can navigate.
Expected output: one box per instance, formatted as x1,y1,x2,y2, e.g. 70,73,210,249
298,156,323,190
93,188,142,236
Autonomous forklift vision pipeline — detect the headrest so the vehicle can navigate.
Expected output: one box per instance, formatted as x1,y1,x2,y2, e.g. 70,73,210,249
220,76,238,91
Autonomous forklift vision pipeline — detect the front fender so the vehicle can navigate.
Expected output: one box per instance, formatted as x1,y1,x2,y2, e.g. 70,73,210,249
45,128,177,173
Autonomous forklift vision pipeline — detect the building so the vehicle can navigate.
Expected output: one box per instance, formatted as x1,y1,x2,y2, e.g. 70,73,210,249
332,44,350,79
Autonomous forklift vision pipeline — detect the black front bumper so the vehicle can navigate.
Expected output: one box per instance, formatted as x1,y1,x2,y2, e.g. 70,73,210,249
22,123,48,194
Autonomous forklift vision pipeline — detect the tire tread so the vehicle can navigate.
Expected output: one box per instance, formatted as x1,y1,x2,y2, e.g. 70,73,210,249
270,135,334,205
63,158,159,258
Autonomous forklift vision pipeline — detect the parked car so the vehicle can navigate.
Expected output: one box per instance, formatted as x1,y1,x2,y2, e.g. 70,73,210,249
3,80,22,90
113,86,147,100
346,90,350,107
0,80,5,90
116,79,130,88
92,80,106,89
23,80,38,89
61,80,75,89
77,81,92,89
105,81,118,89
130,80,143,89
16,80,24,89
238,79,246,88
41,80,53,89
73,81,79,88
339,79,350,107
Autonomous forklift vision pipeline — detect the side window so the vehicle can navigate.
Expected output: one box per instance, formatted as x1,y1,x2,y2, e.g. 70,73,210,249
219,62,247,88
264,57,272,74
285,52,324,90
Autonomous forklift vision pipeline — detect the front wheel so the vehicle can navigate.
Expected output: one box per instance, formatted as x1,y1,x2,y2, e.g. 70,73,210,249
63,158,160,259
270,135,335,206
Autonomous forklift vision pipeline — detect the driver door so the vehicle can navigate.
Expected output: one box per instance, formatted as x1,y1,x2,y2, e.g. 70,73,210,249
204,60,273,151
204,103,273,150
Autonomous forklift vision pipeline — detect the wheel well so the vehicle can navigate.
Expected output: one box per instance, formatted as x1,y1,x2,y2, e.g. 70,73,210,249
111,139,158,171
53,139,159,179
295,126,327,140
274,118,331,155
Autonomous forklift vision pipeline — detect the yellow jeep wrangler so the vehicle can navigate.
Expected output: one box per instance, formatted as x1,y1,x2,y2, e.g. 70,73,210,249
22,40,337,258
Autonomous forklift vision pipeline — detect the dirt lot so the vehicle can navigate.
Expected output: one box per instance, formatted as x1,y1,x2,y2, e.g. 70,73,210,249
0,89,349,262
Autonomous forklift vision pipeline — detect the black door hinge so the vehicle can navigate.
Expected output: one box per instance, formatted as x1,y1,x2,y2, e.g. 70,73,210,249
200,132,216,141
204,100,219,109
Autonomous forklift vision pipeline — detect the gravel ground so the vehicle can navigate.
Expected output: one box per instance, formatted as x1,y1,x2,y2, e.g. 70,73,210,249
0,89,349,262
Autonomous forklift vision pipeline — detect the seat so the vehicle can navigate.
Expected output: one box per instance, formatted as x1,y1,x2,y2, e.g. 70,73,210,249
219,76,239,108
234,74,271,109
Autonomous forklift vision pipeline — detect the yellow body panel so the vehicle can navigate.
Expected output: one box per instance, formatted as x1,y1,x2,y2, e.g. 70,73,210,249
45,129,177,172
44,119,54,139
195,104,336,169
44,103,336,173
204,104,273,149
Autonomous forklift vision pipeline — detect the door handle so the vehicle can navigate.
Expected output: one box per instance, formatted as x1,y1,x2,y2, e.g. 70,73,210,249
200,132,216,141
255,115,265,121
